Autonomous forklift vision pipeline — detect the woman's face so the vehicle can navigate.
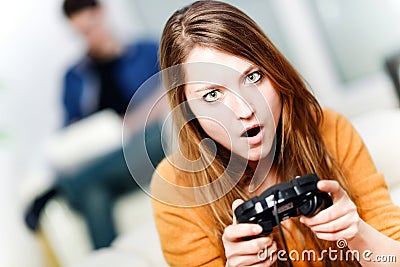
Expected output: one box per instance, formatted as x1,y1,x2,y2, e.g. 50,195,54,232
183,46,282,162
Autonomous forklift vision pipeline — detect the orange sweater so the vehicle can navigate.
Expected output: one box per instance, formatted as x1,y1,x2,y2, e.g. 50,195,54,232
151,109,400,266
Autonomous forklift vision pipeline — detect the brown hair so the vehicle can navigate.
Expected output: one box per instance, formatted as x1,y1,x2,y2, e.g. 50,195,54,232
160,1,359,266
62,0,98,18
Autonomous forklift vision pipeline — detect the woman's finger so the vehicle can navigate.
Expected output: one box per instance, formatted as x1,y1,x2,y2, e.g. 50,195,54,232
317,180,344,201
232,199,244,225
300,198,356,226
223,223,263,241
226,240,277,267
306,212,358,234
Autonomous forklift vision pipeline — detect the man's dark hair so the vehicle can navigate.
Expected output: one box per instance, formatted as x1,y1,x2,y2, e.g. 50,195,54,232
62,0,99,18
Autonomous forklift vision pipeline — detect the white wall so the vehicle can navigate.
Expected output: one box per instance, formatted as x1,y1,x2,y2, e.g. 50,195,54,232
271,0,399,118
0,0,80,266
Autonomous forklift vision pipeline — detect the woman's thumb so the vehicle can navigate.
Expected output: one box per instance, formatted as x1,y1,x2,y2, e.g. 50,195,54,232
232,199,245,224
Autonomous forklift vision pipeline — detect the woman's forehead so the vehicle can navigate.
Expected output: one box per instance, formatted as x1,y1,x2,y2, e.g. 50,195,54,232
183,47,257,93
184,46,255,73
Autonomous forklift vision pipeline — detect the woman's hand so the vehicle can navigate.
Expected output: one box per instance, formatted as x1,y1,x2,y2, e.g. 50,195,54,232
300,180,360,241
223,199,277,267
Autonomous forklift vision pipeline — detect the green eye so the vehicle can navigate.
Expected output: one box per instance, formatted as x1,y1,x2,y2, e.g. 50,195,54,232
203,90,222,102
246,71,262,83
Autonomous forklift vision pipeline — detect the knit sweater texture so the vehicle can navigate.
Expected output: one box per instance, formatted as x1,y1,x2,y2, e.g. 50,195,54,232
151,109,400,266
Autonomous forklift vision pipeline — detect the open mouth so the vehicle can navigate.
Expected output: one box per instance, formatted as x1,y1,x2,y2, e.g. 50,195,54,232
241,126,263,138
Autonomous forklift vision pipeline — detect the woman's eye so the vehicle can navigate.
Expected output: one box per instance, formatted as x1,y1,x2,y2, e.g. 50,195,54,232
245,71,262,84
203,90,222,102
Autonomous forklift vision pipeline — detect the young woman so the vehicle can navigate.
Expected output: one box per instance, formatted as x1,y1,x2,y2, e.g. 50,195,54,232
151,1,400,266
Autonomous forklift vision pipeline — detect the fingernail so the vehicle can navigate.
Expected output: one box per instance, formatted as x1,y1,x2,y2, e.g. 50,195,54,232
253,225,262,233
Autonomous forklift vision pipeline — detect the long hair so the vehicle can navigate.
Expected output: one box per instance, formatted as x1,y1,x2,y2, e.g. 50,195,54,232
159,1,359,266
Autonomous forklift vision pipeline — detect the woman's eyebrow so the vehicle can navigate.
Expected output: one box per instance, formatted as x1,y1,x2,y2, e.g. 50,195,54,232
242,64,258,76
191,64,259,94
193,84,219,93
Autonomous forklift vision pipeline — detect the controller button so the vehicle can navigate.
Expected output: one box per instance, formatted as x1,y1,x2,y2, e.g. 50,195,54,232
255,202,263,213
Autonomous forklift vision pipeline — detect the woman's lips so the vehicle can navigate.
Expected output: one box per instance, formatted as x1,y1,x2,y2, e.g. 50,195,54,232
240,125,264,145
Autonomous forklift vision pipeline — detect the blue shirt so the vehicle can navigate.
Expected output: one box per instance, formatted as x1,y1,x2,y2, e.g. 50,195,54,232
62,40,160,126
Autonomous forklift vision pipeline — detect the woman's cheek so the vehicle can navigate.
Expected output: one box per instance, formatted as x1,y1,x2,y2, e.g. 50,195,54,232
198,118,231,147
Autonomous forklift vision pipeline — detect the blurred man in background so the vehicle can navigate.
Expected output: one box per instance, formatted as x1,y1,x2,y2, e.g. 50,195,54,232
25,0,166,249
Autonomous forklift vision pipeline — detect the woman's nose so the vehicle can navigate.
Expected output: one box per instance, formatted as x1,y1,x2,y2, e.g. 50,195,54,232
231,94,254,119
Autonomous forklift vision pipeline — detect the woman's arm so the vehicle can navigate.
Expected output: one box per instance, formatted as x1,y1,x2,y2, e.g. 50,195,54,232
301,180,400,266
151,159,225,266
350,218,400,266
152,198,224,266
303,109,400,265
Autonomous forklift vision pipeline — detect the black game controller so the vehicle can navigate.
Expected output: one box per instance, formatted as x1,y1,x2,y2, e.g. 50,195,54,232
234,174,333,237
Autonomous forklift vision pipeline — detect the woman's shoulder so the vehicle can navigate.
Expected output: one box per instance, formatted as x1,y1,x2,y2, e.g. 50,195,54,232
321,108,349,128
320,108,355,142
153,157,174,177
150,156,193,207
320,108,366,165
151,157,176,197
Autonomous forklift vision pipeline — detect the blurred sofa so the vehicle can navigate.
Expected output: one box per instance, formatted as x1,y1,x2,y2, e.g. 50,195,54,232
31,109,167,267
40,191,168,267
